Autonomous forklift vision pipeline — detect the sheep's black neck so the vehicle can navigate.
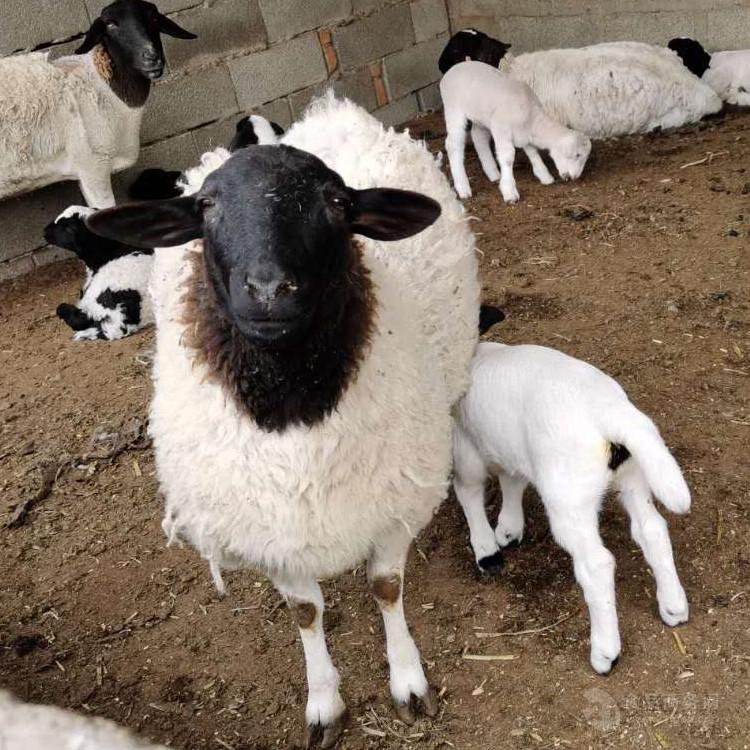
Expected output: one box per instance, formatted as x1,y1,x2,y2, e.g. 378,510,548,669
93,44,151,108
182,244,376,433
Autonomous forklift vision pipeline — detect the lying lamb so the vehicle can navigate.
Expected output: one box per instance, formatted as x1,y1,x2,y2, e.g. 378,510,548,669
439,29,722,139
453,342,690,674
440,60,591,202
86,94,479,745
45,206,154,341
0,0,196,207
669,37,750,107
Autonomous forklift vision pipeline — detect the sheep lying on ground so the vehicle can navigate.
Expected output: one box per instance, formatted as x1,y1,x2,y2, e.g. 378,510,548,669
669,37,750,107
128,113,285,200
453,342,691,674
45,206,154,341
0,690,167,750
440,61,591,202
86,94,479,746
0,0,195,207
439,29,722,138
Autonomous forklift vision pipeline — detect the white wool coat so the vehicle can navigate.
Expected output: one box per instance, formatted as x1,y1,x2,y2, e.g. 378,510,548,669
703,50,750,105
151,95,480,582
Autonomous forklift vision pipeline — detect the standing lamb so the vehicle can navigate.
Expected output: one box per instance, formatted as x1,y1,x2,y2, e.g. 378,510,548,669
453,342,691,674
438,29,722,138
0,0,196,208
86,95,479,746
440,61,591,202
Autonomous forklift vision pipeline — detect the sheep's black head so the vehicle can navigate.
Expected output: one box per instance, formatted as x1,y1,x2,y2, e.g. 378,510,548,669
438,29,511,74
76,0,196,80
668,38,712,78
86,145,441,347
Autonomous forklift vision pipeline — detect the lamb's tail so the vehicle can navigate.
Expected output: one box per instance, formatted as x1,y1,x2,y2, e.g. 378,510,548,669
128,169,183,200
600,402,691,514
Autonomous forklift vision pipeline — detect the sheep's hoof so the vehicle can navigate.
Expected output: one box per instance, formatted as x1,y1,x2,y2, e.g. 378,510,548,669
591,651,620,676
477,551,505,575
393,687,439,725
305,714,346,749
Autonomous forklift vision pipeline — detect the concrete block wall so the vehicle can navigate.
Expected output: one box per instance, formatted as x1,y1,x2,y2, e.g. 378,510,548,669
0,0,450,280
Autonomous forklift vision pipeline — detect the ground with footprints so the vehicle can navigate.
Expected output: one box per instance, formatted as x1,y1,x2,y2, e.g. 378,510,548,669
1,109,748,749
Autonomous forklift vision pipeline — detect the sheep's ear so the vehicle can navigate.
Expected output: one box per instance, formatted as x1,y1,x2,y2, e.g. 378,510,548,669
157,13,198,40
86,197,203,248
476,37,511,68
75,18,106,54
349,188,441,241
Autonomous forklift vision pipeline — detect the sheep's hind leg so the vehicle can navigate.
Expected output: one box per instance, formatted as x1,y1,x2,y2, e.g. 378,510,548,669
523,145,555,185
496,472,527,548
273,575,346,749
369,524,439,724
444,107,472,199
471,124,501,183
490,129,520,203
78,167,116,209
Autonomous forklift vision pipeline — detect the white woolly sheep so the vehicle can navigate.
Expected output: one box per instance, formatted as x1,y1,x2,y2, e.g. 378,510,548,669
453,342,691,674
0,0,195,208
45,206,154,341
86,94,480,746
439,30,723,139
440,60,591,202
0,690,167,750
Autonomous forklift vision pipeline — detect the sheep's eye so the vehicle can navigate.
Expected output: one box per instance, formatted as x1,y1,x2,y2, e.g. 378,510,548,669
106,21,118,30
330,196,350,210
198,197,215,210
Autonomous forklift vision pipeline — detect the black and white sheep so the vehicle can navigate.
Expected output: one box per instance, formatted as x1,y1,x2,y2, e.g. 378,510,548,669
0,0,196,208
87,94,480,746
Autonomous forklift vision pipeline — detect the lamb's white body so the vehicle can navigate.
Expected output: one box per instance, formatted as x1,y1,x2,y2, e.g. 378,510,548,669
0,51,142,207
150,95,479,728
0,691,166,750
440,61,591,202
702,50,750,106
453,342,690,674
504,42,722,138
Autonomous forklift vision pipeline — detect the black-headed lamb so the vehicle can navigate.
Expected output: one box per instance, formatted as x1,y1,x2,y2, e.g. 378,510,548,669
0,0,196,208
453,342,690,674
45,206,154,341
439,29,722,139
87,94,480,745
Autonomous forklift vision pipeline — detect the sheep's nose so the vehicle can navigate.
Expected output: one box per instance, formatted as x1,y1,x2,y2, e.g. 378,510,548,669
142,47,159,65
244,275,298,305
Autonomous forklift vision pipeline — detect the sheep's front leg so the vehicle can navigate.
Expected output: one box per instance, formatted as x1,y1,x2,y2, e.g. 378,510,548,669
491,129,520,203
523,145,555,185
471,124,501,183
273,575,346,748
369,525,438,724
78,166,116,209
444,107,472,199
496,472,527,547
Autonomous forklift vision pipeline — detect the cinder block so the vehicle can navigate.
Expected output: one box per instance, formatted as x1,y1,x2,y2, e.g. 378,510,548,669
142,65,239,143
259,0,352,43
334,4,415,69
289,68,378,117
84,0,198,18
163,0,267,71
0,255,35,283
600,11,700,46
411,0,449,42
191,117,239,154
374,93,419,127
384,35,446,101
707,7,750,50
255,98,295,129
352,0,400,15
229,33,329,109
417,81,441,111
33,246,75,267
534,13,598,49
0,0,89,55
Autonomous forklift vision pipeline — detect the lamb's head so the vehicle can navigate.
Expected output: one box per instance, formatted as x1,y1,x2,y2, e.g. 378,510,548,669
87,145,441,347
44,206,96,249
438,29,511,74
548,131,592,182
229,115,285,152
668,38,712,78
76,0,196,80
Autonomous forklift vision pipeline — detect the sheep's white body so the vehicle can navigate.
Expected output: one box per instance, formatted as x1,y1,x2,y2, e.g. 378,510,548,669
703,50,750,106
504,42,722,138
0,51,142,207
453,342,690,674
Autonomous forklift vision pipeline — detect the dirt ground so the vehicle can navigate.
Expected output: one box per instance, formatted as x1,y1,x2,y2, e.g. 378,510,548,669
1,108,749,750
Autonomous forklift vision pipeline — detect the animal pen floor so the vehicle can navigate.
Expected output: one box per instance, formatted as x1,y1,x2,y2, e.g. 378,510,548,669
1,110,749,750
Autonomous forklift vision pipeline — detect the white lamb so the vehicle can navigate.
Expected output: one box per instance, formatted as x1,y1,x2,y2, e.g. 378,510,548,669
439,30,723,139
453,342,691,675
86,94,479,746
0,0,195,207
440,60,591,202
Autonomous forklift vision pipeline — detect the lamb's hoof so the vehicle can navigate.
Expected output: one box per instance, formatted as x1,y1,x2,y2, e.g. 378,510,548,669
477,551,504,575
591,651,620,676
304,715,346,749
393,687,439,725
659,590,689,627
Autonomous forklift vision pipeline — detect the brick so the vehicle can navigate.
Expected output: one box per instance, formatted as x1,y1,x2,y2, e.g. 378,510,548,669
0,255,35,283
416,81,441,110
163,0,267,71
411,0,449,42
289,68,378,117
370,61,389,106
0,0,89,55
259,0,351,43
142,65,239,143
707,7,750,50
229,32,328,109
374,93,419,127
334,4,415,69
33,246,75,267
384,35,446,101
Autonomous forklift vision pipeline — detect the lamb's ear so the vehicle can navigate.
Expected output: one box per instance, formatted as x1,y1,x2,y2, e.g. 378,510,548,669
157,13,198,40
476,37,511,68
349,188,441,241
75,18,106,54
85,197,203,248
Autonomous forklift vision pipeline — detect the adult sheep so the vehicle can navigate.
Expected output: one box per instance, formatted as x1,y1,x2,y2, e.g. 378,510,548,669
0,0,196,208
87,94,480,746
